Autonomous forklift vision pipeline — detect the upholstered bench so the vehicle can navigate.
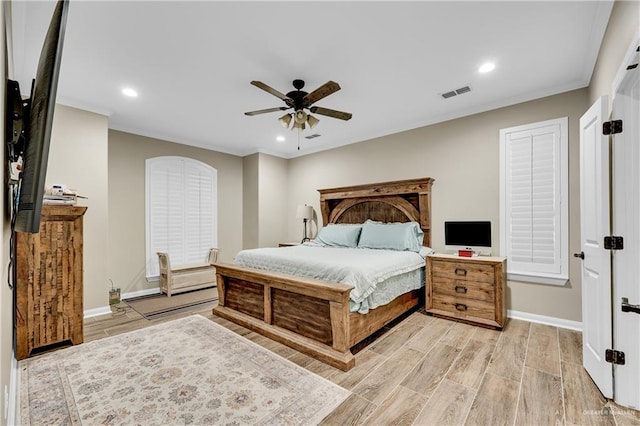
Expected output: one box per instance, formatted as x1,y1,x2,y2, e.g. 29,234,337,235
157,248,219,297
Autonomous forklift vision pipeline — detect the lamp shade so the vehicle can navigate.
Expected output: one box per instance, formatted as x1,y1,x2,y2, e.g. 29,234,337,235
294,110,307,124
307,114,319,129
278,113,292,128
296,205,313,220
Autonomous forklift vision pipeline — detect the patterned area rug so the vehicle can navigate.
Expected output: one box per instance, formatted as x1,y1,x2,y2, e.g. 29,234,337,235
20,315,350,425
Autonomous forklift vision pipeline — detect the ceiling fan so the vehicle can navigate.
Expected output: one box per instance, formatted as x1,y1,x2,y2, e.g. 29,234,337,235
244,79,352,132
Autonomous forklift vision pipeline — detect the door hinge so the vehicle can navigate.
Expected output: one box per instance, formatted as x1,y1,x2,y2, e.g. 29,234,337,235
605,349,626,365
604,236,624,250
603,120,623,135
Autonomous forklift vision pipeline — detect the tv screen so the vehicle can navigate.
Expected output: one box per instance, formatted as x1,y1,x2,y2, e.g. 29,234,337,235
444,221,492,248
10,0,69,233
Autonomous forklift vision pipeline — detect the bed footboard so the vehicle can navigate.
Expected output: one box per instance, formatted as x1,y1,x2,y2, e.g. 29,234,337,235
212,263,356,370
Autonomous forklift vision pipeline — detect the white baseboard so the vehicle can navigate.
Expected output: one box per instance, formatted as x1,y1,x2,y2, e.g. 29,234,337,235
508,309,582,331
83,288,160,319
83,306,112,318
7,349,18,425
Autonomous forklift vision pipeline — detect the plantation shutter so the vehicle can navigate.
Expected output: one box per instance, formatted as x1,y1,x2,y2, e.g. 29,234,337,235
146,157,217,279
500,117,568,285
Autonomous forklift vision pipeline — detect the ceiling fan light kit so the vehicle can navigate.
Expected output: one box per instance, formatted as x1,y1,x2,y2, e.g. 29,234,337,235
307,114,319,129
294,110,307,124
278,113,292,128
245,79,352,141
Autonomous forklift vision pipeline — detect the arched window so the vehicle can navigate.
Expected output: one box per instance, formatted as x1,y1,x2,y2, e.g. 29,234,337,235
145,156,218,279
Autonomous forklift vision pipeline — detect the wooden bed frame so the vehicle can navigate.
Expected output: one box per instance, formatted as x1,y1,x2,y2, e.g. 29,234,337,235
212,177,434,370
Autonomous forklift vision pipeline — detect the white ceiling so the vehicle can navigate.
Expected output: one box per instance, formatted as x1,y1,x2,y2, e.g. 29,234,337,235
11,1,613,159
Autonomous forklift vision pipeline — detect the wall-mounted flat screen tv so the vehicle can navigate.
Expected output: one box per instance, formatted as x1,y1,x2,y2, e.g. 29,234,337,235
5,0,69,233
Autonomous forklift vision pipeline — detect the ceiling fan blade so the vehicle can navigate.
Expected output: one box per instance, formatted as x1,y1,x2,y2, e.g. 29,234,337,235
303,81,341,105
244,106,289,116
250,81,292,101
309,106,352,121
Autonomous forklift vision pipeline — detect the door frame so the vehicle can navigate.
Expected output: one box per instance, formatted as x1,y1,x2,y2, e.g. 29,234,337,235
611,29,640,410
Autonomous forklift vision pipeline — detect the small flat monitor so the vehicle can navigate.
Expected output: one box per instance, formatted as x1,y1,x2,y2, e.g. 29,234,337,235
444,221,492,255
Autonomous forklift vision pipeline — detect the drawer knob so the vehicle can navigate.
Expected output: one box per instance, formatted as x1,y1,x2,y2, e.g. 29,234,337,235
454,268,468,276
454,285,467,294
455,303,468,311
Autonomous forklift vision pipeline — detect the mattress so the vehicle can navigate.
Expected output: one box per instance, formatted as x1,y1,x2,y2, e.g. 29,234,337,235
233,244,426,314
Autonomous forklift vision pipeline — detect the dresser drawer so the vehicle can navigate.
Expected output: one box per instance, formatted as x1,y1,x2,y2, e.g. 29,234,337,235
431,260,495,284
431,276,494,303
431,293,496,321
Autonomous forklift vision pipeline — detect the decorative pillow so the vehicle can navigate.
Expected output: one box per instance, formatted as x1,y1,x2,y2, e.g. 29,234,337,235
315,224,362,247
357,221,424,252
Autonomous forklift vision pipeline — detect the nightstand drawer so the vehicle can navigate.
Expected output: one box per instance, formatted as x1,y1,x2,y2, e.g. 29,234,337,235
431,293,496,321
431,277,494,302
431,261,495,284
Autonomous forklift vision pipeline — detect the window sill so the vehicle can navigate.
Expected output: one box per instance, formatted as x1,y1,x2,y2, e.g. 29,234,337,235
507,272,569,286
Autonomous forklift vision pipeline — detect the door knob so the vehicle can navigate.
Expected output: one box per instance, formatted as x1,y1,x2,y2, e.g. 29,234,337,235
573,252,584,259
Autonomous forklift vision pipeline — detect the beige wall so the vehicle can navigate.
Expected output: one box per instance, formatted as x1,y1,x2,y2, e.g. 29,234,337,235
588,1,639,105
257,153,288,247
108,130,243,296
47,105,109,311
243,154,258,249
243,153,289,249
287,89,588,322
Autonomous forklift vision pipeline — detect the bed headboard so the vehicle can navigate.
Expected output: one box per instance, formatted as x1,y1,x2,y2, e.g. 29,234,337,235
317,177,435,247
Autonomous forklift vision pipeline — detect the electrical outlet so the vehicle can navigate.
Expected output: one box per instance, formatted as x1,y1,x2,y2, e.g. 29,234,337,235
9,162,20,183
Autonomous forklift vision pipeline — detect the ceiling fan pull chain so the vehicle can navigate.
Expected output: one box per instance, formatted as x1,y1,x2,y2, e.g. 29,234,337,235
297,130,300,150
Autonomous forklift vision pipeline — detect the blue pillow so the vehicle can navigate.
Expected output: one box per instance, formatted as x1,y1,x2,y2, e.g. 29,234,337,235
315,224,362,247
357,221,424,252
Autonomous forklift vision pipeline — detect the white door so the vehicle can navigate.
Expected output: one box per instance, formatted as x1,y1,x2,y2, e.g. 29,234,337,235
611,39,640,410
580,96,613,398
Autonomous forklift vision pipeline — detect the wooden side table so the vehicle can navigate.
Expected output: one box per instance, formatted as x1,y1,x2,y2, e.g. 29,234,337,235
426,253,506,329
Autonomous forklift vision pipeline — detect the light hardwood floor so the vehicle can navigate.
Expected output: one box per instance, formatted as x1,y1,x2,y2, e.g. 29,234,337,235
82,302,640,426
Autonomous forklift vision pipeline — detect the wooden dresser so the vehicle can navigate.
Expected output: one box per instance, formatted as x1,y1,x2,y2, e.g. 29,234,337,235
426,253,506,329
15,205,87,360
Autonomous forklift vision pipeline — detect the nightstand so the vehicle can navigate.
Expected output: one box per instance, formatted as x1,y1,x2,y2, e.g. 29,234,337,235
426,253,506,329
278,242,300,247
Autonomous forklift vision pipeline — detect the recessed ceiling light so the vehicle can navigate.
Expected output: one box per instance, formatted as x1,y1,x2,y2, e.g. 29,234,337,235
122,87,138,97
478,62,495,73
276,135,285,142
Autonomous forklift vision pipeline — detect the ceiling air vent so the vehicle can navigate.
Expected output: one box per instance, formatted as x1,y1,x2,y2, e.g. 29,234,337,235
441,86,472,99
305,134,321,139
